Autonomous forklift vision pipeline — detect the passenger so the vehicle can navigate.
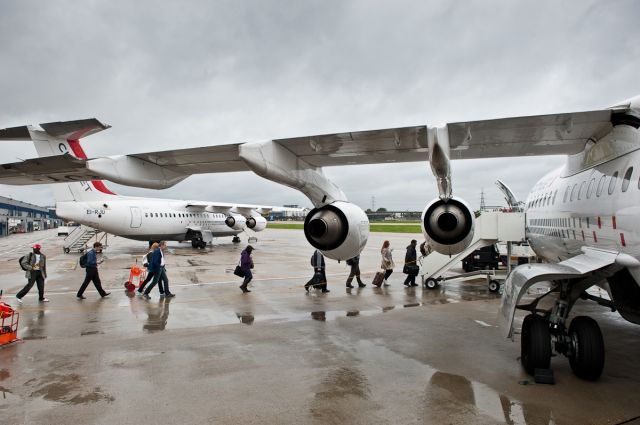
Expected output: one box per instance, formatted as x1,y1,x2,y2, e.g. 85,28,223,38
239,245,254,293
380,240,394,286
403,239,420,287
16,243,49,303
77,242,110,299
137,243,163,295
306,249,329,293
345,255,366,288
143,241,174,299
419,241,433,257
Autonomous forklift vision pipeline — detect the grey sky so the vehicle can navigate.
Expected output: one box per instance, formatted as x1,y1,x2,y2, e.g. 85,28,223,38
0,0,638,211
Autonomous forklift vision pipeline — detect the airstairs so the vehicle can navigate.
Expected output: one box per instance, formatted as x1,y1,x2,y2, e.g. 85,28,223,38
63,225,102,253
419,211,526,285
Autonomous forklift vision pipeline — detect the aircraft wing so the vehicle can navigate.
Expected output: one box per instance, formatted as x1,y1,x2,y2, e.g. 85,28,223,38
185,201,304,215
0,108,621,189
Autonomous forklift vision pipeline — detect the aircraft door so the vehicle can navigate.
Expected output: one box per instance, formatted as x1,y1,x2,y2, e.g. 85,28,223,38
130,207,142,228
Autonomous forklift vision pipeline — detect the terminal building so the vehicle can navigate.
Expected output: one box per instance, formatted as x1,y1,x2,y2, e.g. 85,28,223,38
0,195,62,236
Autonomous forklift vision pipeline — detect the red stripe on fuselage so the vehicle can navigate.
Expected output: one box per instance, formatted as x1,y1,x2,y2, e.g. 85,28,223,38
67,139,116,195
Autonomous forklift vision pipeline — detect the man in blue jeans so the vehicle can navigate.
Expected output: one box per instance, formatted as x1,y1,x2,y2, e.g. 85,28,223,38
143,241,175,299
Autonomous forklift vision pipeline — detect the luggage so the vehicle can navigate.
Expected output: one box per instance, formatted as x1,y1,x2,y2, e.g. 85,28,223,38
18,253,32,271
234,265,245,278
372,271,385,287
79,252,88,268
403,264,420,275
305,272,326,290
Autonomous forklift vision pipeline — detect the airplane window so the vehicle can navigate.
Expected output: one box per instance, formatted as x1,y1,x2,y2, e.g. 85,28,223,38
570,184,578,201
563,186,570,203
622,167,633,192
145,213,148,218
608,171,619,195
174,213,176,217
155,213,158,217
586,178,595,198
578,181,586,200
596,175,606,197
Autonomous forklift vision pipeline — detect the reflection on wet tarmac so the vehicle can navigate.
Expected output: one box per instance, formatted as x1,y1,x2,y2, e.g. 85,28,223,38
143,297,172,332
311,311,326,321
236,312,254,325
382,306,395,312
425,371,554,424
346,310,359,317
310,366,373,422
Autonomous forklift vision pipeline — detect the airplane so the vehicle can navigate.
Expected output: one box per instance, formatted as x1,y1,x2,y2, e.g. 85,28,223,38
1,94,639,382
0,121,302,249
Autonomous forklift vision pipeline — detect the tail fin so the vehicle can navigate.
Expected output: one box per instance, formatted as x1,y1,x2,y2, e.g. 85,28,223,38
25,119,116,202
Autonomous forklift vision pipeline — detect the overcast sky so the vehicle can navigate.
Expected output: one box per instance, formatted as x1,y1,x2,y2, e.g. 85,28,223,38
1,0,639,211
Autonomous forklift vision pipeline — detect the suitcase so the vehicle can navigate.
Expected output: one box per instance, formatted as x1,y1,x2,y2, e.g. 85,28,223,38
372,271,385,287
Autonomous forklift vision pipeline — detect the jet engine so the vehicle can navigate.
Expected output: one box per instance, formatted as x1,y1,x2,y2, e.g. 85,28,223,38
421,197,475,256
246,215,267,232
303,201,369,261
225,214,247,231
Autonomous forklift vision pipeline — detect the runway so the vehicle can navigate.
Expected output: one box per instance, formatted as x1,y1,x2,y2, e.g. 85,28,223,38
0,229,638,424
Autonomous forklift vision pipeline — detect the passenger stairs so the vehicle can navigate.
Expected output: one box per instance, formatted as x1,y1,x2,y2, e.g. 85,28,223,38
63,225,102,253
419,211,526,282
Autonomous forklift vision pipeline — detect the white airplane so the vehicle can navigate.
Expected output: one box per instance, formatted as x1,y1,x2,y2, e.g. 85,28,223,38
0,121,301,248
1,94,639,381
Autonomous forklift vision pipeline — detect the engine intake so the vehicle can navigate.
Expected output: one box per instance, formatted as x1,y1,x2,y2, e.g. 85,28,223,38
225,214,247,231
246,215,267,232
303,201,369,261
421,197,475,256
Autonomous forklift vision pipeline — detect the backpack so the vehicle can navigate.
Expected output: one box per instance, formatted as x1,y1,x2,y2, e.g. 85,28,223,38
19,253,32,271
142,252,150,267
79,252,89,268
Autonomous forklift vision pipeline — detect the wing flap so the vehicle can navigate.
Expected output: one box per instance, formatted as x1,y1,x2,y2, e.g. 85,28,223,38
0,154,99,185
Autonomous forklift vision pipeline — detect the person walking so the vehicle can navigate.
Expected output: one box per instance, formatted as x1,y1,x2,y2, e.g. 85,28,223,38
143,241,174,299
403,239,420,287
239,245,254,293
16,244,49,303
380,240,395,286
137,242,164,295
345,255,365,288
306,249,329,293
77,242,110,299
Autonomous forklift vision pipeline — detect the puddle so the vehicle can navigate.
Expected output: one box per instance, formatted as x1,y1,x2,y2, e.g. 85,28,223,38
236,313,255,325
22,335,47,340
29,373,114,405
0,386,19,406
80,330,103,336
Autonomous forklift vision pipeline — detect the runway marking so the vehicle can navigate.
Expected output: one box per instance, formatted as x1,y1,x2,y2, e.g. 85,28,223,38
474,320,492,327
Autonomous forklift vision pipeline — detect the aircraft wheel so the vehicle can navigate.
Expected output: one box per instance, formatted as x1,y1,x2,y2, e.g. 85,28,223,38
63,247,70,254
488,280,500,293
425,278,439,290
568,316,605,381
521,314,551,375
191,240,197,248
199,241,207,249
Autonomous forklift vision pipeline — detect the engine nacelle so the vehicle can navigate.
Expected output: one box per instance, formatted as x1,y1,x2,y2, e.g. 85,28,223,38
421,196,475,256
246,215,267,232
303,201,369,261
225,214,247,231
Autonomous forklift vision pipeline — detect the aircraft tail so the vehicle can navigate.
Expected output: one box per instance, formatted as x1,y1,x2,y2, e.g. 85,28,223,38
3,119,117,202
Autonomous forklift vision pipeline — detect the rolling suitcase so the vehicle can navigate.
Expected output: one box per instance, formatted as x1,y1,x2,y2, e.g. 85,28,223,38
372,270,385,287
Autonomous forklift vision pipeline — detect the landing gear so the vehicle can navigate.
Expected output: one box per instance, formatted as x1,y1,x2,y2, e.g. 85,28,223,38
567,316,605,381
232,236,241,244
191,238,206,249
520,314,551,375
63,247,70,254
519,290,606,381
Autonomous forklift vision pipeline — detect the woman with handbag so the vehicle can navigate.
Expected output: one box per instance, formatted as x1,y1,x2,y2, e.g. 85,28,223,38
380,240,395,286
403,239,420,287
239,245,254,293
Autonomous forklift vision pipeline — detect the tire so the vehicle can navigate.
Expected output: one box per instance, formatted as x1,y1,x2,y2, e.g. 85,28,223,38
63,247,70,254
568,316,605,381
425,278,439,290
521,314,551,375
488,280,500,293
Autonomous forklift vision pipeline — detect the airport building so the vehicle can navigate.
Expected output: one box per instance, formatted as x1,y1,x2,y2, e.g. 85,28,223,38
0,195,62,236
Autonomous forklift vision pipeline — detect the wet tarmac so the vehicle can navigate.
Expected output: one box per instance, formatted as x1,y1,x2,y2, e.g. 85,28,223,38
0,229,639,424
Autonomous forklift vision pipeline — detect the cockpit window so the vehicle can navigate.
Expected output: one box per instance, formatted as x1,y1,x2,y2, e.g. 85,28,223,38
596,175,606,197
608,171,619,195
586,178,596,198
570,184,578,201
622,167,633,192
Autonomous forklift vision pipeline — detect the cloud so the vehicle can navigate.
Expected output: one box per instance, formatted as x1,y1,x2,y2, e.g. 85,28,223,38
0,0,639,211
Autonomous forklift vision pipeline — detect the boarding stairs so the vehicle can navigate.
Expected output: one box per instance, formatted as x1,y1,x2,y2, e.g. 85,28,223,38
63,225,102,253
419,211,526,282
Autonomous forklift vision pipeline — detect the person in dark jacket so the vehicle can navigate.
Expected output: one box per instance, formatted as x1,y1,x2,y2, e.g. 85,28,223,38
16,243,49,303
143,241,174,299
77,242,110,299
403,240,419,287
306,250,329,293
345,255,365,288
239,245,254,293
137,242,164,295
